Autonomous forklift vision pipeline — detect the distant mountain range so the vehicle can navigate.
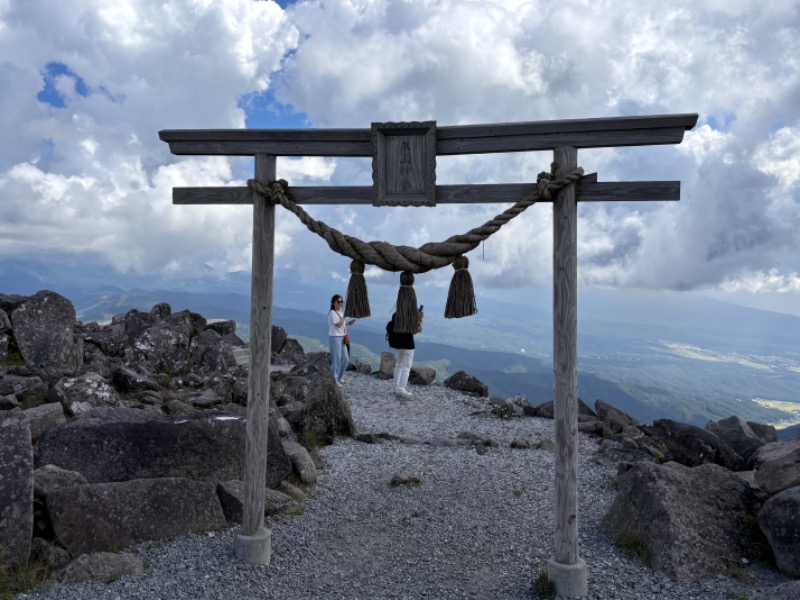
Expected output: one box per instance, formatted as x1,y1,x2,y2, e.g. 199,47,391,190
2,256,799,434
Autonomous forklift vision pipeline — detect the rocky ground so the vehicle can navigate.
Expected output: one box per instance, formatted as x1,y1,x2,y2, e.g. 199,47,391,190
18,372,792,600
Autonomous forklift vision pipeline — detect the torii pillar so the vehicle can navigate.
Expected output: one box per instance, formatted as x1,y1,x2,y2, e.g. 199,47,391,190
234,154,275,564
549,145,586,594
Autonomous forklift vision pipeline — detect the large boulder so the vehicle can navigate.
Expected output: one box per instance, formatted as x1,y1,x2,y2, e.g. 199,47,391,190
651,418,744,470
705,415,765,463
379,352,394,380
47,372,122,416
752,439,800,497
81,320,128,358
189,329,238,376
271,373,311,406
290,352,332,378
747,421,778,445
408,367,436,386
271,325,289,354
33,464,89,539
0,374,48,405
126,308,205,375
443,371,488,397
601,461,762,581
300,371,355,445
206,320,237,337
273,337,306,366
0,414,33,568
46,477,226,555
282,439,318,484
22,402,66,443
216,480,298,523
5,291,82,374
110,365,160,394
594,399,639,435
538,397,598,421
757,486,800,578
35,408,291,489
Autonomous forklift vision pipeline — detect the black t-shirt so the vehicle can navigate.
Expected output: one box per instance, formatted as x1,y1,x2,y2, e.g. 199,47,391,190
390,330,414,350
387,315,415,350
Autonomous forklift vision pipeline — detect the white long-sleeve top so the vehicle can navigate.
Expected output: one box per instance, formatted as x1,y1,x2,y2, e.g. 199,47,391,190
328,309,346,337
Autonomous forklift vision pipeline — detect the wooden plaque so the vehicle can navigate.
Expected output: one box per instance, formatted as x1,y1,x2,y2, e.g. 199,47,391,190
372,121,436,206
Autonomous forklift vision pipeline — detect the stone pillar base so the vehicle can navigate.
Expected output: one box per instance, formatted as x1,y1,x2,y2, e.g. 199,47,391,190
547,557,587,597
235,527,271,565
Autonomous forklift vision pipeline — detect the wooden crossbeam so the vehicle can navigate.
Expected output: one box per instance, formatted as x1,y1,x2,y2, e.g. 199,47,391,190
159,114,698,156
172,178,681,206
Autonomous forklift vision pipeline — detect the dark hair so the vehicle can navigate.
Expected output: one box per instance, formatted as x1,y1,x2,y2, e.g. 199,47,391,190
330,294,343,310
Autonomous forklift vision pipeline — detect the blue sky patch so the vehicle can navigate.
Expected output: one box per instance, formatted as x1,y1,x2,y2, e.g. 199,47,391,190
37,61,123,107
39,138,55,164
703,113,736,132
240,90,310,129
37,61,89,107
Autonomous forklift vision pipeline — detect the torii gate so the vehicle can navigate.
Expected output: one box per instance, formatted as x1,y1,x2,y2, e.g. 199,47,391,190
159,113,697,597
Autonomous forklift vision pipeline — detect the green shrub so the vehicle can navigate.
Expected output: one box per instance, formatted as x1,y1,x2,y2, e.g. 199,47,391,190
0,550,52,599
614,530,653,566
531,569,556,598
1,333,24,367
298,429,320,449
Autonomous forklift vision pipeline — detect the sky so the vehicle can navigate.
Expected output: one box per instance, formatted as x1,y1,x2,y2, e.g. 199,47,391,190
1,0,799,316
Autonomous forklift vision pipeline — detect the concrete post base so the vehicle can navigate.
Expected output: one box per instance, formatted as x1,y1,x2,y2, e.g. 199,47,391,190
547,557,587,597
235,527,271,565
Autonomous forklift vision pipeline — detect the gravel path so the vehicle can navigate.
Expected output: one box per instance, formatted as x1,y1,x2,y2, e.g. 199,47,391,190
19,372,789,599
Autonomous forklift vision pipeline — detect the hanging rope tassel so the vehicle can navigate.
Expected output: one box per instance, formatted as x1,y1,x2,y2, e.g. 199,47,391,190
395,271,419,334
445,256,478,319
344,260,370,318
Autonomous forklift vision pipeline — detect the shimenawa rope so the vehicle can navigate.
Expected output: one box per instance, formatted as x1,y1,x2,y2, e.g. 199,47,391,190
248,164,583,331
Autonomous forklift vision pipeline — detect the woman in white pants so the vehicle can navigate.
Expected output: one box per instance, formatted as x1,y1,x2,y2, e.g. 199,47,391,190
387,307,423,397
328,294,355,385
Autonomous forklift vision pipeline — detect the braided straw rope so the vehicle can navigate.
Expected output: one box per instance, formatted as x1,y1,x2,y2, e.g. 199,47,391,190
248,165,584,274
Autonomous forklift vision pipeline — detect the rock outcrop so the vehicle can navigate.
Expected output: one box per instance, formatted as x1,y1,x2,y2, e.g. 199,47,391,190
0,414,33,568
0,289,354,584
600,461,763,580
524,395,800,583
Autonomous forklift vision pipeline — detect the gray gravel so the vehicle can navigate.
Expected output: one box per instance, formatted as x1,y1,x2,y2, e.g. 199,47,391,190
19,372,789,599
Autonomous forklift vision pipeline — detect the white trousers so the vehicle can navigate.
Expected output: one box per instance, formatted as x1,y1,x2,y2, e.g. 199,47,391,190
393,349,414,390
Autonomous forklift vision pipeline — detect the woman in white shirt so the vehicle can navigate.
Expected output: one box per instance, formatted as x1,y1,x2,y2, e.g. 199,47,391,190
328,294,355,385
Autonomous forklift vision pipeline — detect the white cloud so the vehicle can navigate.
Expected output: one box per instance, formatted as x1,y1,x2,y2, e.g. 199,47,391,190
0,0,798,314
0,0,298,276
679,125,731,164
754,126,800,191
719,270,800,294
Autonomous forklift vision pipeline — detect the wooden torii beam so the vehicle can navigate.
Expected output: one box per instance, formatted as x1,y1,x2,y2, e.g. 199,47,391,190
159,113,698,597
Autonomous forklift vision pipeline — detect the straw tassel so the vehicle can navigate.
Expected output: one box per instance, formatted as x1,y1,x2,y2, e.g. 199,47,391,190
344,260,370,318
445,256,478,319
394,271,419,334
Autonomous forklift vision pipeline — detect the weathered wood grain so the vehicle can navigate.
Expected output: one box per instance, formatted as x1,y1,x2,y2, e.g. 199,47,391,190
240,154,275,544
159,114,698,156
552,146,580,567
172,180,680,206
